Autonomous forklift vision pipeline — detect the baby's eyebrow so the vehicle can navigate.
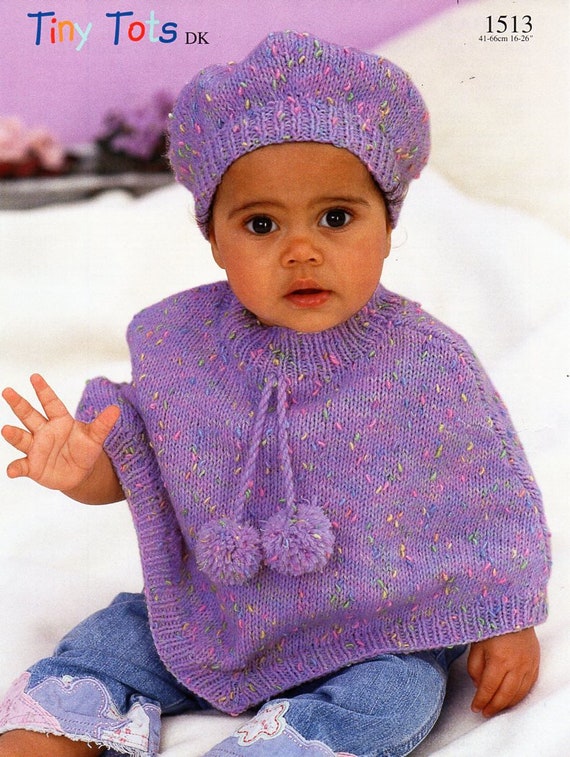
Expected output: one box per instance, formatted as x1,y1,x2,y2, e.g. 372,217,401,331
227,196,372,219
227,200,286,219
316,195,372,207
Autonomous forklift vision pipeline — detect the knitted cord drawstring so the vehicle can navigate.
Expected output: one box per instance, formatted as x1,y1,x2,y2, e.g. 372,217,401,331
194,377,273,586
261,378,335,576
195,376,334,585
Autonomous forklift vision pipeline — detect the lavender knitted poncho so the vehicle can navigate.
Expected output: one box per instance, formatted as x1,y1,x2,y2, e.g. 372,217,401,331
78,282,550,715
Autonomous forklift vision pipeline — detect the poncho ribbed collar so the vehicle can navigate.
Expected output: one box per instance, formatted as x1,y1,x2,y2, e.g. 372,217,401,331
217,284,404,382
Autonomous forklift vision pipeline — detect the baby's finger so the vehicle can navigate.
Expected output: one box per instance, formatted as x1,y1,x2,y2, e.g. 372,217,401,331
467,644,485,687
30,374,70,421
471,666,506,715
6,456,30,480
1,424,32,454
88,405,121,446
1,387,46,434
486,665,538,717
479,671,523,717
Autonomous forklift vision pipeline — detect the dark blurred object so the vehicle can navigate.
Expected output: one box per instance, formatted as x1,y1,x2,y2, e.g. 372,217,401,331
0,143,173,209
96,90,173,174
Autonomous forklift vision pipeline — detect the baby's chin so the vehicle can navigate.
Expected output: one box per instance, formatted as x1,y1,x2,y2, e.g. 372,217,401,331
255,311,361,334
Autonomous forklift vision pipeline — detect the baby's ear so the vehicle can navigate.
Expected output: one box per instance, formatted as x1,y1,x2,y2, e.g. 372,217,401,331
384,223,392,259
208,225,226,270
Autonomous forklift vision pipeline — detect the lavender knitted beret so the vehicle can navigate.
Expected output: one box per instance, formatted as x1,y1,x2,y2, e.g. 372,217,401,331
168,30,430,236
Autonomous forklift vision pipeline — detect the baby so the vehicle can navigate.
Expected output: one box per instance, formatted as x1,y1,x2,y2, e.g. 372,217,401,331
0,31,551,757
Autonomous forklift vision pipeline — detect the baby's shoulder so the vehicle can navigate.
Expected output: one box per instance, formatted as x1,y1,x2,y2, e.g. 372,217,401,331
126,280,231,342
379,287,494,392
381,287,471,353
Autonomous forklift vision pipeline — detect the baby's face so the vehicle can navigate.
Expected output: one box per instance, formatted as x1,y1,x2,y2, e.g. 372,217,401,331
209,143,391,333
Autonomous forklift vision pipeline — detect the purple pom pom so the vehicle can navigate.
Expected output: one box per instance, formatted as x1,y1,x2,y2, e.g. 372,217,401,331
195,518,262,585
261,502,335,576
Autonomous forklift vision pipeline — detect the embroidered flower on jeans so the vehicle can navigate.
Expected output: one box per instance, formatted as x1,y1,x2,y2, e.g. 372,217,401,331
235,701,289,745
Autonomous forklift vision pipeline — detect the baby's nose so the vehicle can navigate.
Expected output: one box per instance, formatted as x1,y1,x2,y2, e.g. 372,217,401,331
280,233,324,266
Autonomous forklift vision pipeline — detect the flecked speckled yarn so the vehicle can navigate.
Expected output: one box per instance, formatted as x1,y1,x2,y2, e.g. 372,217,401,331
77,283,551,715
168,30,430,235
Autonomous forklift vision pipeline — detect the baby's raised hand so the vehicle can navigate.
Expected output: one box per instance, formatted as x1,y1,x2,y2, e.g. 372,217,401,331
2,374,121,502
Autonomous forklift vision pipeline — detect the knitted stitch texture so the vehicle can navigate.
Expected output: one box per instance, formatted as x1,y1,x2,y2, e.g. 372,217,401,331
77,283,550,715
168,30,430,235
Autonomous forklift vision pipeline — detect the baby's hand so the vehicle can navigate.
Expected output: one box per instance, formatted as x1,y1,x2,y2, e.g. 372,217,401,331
467,627,540,718
2,374,120,499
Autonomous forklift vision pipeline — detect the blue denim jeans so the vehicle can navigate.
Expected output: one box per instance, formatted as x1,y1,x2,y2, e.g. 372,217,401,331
0,593,465,757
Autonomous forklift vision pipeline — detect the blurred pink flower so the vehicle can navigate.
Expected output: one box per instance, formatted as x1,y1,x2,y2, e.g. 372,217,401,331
28,127,66,171
0,118,28,163
0,117,65,171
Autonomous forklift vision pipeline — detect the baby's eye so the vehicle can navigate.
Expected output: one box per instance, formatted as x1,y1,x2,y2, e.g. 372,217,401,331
319,209,352,229
245,216,277,235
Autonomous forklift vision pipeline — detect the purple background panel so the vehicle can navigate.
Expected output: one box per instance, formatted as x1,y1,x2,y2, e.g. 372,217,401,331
0,1,468,144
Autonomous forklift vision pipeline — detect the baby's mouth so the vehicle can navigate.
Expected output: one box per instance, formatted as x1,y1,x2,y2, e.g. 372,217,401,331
285,284,331,308
292,287,322,295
